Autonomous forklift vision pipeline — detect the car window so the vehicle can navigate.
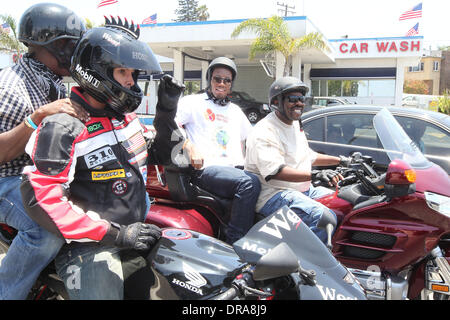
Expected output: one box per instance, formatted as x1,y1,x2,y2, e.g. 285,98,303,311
326,114,378,147
303,117,325,141
314,99,327,106
395,116,450,158
327,99,340,106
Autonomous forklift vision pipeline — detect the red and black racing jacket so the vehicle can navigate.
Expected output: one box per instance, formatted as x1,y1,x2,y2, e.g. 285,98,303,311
21,87,150,244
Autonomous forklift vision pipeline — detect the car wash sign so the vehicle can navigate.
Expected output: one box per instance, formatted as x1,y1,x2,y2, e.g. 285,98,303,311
330,37,423,59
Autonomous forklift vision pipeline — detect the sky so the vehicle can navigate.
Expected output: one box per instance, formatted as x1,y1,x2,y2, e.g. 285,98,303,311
3,0,449,49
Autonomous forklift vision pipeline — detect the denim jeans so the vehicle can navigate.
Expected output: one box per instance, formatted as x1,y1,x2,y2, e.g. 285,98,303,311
193,166,261,244
0,175,65,299
55,244,125,300
259,186,335,243
56,194,151,300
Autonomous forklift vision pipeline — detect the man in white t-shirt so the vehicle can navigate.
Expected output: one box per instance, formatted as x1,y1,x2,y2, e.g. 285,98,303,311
176,57,261,244
245,77,349,243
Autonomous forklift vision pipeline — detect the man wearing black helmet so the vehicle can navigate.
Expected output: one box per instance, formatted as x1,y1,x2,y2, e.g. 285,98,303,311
176,57,261,244
20,17,182,299
0,3,89,299
245,76,349,243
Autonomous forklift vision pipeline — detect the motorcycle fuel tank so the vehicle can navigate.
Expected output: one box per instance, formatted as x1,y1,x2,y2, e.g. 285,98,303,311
146,228,246,300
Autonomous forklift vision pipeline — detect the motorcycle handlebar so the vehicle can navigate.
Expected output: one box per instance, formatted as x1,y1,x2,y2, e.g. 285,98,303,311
211,286,239,300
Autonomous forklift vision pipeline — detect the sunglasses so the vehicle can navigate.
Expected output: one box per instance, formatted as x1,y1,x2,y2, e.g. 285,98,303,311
212,76,232,85
285,95,306,103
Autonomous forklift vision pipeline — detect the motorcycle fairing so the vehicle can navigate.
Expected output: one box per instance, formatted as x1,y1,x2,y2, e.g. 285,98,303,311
233,206,367,300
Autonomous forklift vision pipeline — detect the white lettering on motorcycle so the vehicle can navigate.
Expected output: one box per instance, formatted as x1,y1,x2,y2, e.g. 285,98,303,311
316,285,358,300
258,209,291,239
242,241,272,255
172,262,207,295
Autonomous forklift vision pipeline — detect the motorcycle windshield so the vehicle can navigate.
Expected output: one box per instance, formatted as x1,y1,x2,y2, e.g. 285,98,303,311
373,108,431,169
233,206,366,300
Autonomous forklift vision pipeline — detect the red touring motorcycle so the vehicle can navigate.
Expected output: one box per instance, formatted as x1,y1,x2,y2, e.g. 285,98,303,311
144,108,450,300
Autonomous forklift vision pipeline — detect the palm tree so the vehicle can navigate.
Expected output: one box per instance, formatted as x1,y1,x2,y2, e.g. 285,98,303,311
0,14,26,61
231,15,329,77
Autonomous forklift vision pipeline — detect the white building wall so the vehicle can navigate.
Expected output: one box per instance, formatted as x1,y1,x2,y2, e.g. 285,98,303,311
233,66,274,102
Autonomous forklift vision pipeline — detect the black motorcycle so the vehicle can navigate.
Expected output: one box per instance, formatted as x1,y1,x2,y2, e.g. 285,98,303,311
0,206,366,300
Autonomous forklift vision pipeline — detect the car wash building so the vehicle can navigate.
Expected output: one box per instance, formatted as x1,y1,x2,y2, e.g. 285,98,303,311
138,16,423,113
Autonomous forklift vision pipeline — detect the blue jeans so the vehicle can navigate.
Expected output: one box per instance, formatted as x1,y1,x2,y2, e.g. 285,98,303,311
56,195,151,300
193,166,261,244
260,186,336,243
0,175,65,300
55,244,125,300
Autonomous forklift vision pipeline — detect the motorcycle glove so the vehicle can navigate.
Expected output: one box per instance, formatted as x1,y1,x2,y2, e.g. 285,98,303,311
102,222,162,251
312,169,340,185
339,155,352,167
157,74,186,112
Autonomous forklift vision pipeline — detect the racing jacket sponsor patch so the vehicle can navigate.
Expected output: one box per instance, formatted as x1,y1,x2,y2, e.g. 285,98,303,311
84,146,117,169
92,169,126,181
87,122,105,134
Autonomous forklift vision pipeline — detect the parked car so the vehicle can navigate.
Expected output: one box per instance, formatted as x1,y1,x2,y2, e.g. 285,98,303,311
301,105,450,174
228,91,270,123
312,96,354,107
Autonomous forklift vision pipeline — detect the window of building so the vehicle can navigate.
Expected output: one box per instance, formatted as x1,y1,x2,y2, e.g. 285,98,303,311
433,61,439,71
368,79,396,97
312,79,392,97
409,62,424,72
342,80,369,97
327,80,342,96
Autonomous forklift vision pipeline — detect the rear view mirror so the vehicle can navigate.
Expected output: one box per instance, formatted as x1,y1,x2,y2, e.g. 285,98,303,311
253,242,299,281
385,159,416,198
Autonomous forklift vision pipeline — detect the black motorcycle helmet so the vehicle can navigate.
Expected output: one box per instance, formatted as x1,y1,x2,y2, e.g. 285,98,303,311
18,3,86,70
206,57,237,84
269,76,309,117
70,16,162,116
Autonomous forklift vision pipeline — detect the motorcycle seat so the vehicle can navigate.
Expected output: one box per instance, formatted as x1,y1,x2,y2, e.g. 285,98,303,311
163,165,233,224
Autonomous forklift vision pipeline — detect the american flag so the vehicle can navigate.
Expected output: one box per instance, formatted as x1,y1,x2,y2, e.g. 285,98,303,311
0,23,10,34
406,23,419,37
142,14,157,25
97,0,119,8
399,3,422,20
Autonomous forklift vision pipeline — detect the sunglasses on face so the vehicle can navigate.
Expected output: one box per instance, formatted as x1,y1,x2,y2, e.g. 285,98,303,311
212,76,232,85
285,95,306,103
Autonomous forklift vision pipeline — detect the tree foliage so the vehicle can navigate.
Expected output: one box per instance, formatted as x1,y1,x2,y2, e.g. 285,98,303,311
174,0,209,22
0,14,26,59
231,15,329,76
403,80,429,95
436,89,450,115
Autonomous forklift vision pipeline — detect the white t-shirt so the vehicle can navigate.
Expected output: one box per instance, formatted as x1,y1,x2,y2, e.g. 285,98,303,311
245,112,318,211
176,93,252,168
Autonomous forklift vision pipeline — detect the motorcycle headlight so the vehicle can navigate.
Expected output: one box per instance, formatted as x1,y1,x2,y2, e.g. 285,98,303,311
262,104,270,111
424,192,450,218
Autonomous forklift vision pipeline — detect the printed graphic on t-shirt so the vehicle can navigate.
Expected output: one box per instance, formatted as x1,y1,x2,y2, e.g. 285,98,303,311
215,129,230,156
204,108,215,122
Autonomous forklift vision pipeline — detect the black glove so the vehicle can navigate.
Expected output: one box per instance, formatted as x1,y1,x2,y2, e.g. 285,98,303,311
339,155,352,167
312,169,340,186
104,222,162,251
157,74,185,112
